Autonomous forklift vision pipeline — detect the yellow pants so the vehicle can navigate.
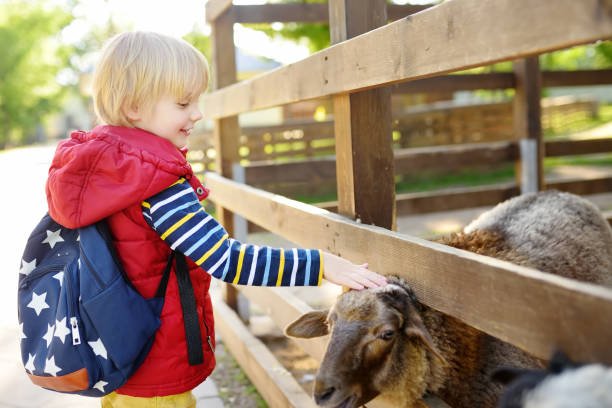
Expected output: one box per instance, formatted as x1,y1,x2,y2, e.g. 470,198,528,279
101,390,196,408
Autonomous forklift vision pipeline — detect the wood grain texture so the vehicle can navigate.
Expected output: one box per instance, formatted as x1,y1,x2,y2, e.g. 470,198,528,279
203,0,612,120
237,286,329,362
205,0,232,23
211,8,241,308
231,3,429,23
393,69,612,94
206,173,612,364
330,0,395,229
212,298,318,408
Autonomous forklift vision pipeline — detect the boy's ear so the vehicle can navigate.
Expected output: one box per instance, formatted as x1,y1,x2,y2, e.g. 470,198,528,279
122,102,141,122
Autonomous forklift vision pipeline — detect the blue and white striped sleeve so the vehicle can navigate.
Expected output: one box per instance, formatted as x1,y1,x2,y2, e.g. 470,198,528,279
142,178,323,286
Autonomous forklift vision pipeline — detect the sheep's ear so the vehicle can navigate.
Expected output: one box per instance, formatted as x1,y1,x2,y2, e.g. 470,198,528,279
405,312,448,366
490,366,528,384
285,310,330,338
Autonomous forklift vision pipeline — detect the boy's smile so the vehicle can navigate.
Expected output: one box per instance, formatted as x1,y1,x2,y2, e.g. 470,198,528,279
128,94,203,148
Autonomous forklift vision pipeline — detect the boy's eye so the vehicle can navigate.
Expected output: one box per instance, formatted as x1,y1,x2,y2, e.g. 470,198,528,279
178,103,189,108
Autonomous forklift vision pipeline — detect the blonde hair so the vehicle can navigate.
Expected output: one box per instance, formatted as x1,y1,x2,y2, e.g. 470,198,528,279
92,31,209,127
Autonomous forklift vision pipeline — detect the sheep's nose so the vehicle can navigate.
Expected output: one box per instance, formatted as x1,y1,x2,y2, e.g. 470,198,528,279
314,386,335,405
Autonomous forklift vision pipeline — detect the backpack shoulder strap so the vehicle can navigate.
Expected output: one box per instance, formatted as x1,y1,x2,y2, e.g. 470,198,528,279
94,220,137,292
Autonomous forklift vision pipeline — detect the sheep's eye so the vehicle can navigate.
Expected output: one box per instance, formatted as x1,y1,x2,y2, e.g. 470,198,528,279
379,330,395,341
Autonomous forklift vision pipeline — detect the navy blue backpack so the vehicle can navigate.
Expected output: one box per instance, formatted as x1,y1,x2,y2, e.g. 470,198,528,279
17,213,203,396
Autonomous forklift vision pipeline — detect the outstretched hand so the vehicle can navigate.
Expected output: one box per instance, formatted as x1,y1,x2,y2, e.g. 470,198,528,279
321,251,387,290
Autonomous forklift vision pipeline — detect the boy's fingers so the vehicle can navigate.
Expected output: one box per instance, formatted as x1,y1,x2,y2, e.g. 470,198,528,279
358,268,387,286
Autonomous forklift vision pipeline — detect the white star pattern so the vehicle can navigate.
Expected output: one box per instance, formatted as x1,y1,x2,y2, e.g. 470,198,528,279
42,229,64,249
19,322,26,340
53,271,64,286
44,356,62,376
25,353,36,373
53,317,70,344
93,380,108,393
27,292,49,316
20,259,37,276
43,323,55,348
88,338,108,359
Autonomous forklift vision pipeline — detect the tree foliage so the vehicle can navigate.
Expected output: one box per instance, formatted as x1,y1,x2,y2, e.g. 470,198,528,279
245,0,438,53
245,0,612,72
0,1,74,148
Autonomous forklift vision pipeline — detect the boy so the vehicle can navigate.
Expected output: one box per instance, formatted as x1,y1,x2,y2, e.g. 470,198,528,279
46,31,387,407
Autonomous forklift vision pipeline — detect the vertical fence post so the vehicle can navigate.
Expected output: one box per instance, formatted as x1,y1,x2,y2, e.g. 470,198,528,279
232,163,251,324
210,5,241,310
514,57,544,194
328,0,396,231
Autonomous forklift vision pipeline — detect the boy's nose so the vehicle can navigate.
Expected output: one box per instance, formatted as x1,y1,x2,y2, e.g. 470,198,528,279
191,106,203,122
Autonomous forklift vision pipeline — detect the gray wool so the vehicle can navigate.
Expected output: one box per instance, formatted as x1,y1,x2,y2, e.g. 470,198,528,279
523,364,612,408
464,191,612,287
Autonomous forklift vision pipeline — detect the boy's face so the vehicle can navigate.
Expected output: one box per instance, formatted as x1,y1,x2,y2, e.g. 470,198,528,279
129,94,203,148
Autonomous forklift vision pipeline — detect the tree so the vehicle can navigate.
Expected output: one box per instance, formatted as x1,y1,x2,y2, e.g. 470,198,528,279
0,1,74,148
246,0,440,53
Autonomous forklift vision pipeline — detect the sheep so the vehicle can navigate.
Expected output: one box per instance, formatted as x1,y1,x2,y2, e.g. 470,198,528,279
493,351,612,408
285,190,612,408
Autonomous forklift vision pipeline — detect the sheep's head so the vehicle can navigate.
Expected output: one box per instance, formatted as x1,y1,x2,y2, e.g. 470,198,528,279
286,278,446,408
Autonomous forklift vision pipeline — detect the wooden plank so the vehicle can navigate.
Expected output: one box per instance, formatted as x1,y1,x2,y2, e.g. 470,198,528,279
394,176,612,215
202,0,612,120
542,69,612,87
545,137,612,156
211,6,241,309
391,73,515,94
238,286,328,362
232,3,430,23
395,183,520,215
205,0,233,23
392,69,612,94
212,298,318,408
206,173,612,364
514,57,544,193
330,0,395,229
549,176,612,195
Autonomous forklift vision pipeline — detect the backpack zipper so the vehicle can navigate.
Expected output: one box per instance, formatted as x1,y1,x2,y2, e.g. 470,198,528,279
63,262,81,346
19,264,65,289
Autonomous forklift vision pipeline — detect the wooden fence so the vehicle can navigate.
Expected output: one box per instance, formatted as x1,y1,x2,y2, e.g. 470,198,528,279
203,1,612,407
189,92,603,173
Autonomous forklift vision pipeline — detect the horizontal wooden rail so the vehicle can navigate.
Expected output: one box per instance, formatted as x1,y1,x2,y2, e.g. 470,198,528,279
202,0,612,120
206,173,612,364
238,286,329,362
545,137,612,156
232,3,430,24
392,70,612,94
212,298,318,407
321,176,612,216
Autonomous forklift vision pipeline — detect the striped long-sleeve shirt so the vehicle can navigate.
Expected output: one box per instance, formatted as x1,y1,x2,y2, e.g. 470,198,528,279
142,178,323,286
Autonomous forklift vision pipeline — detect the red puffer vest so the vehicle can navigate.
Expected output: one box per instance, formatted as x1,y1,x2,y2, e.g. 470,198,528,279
46,125,216,397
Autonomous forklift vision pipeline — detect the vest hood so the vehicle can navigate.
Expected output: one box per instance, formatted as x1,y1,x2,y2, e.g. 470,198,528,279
46,125,207,228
